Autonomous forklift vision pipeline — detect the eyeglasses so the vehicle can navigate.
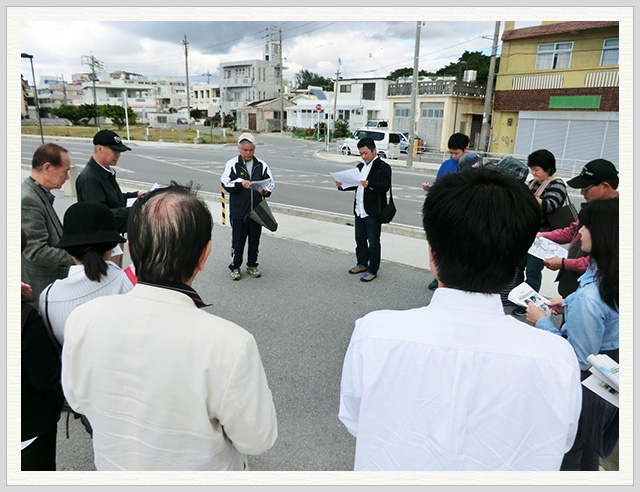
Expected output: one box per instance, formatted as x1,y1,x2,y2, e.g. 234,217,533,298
580,184,596,193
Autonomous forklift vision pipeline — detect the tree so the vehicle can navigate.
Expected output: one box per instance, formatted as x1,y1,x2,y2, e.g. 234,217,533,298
98,104,137,130
386,67,432,81
50,104,80,124
435,51,499,86
77,104,99,125
168,107,177,114
294,69,333,90
333,118,350,138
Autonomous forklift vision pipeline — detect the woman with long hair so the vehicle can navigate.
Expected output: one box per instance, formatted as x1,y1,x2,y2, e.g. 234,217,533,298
39,201,134,346
527,198,619,470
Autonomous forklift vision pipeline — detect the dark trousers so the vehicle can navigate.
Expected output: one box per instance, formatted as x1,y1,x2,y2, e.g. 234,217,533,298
354,215,382,275
21,426,57,471
516,253,544,293
229,218,262,270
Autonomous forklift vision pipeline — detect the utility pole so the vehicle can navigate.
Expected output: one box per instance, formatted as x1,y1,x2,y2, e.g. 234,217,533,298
278,27,285,133
331,58,341,143
81,54,103,129
183,35,191,129
479,21,501,153
202,70,211,84
61,74,68,105
406,21,421,168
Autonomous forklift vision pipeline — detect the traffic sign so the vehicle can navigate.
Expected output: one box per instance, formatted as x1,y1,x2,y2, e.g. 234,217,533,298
316,104,322,111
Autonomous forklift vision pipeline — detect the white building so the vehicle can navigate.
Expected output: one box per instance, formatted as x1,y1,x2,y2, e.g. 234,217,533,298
191,83,221,112
331,77,393,130
219,32,283,115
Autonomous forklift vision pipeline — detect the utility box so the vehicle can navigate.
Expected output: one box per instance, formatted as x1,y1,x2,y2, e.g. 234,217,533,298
63,164,78,197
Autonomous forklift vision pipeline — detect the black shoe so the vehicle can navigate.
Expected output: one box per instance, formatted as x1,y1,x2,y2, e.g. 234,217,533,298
512,306,527,317
428,278,438,290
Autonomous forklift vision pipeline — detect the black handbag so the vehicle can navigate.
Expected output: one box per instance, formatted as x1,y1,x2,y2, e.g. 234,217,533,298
246,198,278,232
546,192,578,231
377,185,396,224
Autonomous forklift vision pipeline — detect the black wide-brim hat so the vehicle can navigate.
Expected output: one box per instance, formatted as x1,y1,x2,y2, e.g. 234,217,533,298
55,201,125,248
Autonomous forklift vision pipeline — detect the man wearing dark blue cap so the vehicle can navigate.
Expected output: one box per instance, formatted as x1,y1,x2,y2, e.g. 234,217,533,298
77,130,144,235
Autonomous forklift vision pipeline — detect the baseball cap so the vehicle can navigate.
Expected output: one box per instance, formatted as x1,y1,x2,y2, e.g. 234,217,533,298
486,156,528,183
566,159,618,189
458,151,482,170
237,132,256,145
93,130,131,152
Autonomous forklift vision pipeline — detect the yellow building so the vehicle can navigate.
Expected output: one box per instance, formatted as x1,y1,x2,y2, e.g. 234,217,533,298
491,21,618,171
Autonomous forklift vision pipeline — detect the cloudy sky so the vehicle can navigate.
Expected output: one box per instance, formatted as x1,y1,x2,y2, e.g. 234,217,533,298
17,13,543,86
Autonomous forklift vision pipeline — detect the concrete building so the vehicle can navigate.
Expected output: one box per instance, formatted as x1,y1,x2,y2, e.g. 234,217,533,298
80,71,158,122
387,75,486,151
36,75,84,111
331,77,393,130
219,32,283,115
191,83,221,112
237,96,295,132
491,21,619,169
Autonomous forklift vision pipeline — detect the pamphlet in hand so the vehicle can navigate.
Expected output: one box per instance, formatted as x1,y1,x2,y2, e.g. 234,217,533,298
507,282,552,316
330,168,362,189
582,353,619,408
248,179,271,191
528,236,569,260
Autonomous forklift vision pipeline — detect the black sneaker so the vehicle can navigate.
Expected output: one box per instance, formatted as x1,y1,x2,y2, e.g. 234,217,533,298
512,306,527,317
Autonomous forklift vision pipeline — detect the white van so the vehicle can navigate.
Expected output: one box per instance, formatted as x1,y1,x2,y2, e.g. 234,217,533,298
341,129,408,159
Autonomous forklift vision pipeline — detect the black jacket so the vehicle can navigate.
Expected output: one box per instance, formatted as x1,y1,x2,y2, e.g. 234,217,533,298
221,155,274,219
76,157,138,233
344,157,392,219
21,303,64,440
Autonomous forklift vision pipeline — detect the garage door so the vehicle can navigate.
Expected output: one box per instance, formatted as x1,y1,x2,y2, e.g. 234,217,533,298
514,111,618,172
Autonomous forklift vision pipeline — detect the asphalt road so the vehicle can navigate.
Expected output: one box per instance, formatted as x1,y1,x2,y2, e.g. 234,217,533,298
53,206,436,472
21,135,442,229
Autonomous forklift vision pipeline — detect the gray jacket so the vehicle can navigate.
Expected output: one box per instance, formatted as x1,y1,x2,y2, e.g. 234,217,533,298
21,177,74,299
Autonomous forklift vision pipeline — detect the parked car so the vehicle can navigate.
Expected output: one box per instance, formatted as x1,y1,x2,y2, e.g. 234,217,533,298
176,117,188,124
341,129,407,159
365,120,388,128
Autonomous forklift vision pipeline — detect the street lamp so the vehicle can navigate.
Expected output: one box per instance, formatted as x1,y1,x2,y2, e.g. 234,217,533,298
21,52,44,144
452,61,467,134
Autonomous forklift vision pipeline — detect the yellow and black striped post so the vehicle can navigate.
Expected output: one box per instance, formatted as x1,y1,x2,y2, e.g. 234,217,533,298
221,186,226,225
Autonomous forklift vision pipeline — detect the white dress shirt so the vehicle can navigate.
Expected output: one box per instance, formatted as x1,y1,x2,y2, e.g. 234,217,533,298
62,283,277,470
355,161,372,218
40,261,134,345
339,287,582,471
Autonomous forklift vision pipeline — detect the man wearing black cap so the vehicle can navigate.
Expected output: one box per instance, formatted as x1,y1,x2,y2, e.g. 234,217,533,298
537,158,619,297
76,130,144,235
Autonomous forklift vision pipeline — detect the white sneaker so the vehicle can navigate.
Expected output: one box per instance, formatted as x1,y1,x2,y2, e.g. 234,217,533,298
230,269,241,280
246,267,261,278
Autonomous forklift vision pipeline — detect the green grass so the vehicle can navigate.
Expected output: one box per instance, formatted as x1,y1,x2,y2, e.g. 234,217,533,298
21,124,237,145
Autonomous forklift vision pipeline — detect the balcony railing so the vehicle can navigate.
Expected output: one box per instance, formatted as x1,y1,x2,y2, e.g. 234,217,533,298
388,80,486,97
221,77,254,88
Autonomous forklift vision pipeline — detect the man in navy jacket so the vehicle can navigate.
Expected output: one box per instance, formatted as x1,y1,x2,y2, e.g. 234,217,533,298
221,133,275,280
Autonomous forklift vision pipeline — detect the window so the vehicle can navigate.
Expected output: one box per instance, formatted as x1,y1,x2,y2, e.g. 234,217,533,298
338,109,350,121
421,108,444,119
157,116,167,124
534,42,573,70
362,83,376,100
600,38,619,66
395,107,410,118
340,84,352,93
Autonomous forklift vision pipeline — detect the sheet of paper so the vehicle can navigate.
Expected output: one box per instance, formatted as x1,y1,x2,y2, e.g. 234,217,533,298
507,282,552,316
582,374,619,408
527,236,569,260
330,168,362,189
248,179,271,191
127,183,161,207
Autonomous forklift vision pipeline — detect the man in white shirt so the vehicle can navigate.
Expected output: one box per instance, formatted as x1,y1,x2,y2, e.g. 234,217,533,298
62,184,277,470
334,137,392,282
339,167,582,471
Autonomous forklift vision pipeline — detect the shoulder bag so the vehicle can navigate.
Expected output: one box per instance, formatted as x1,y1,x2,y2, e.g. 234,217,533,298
546,191,578,231
377,184,396,224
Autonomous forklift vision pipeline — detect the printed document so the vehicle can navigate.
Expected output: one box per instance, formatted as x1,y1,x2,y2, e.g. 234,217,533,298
330,168,362,189
248,179,271,191
528,236,569,260
582,354,619,407
508,282,552,317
